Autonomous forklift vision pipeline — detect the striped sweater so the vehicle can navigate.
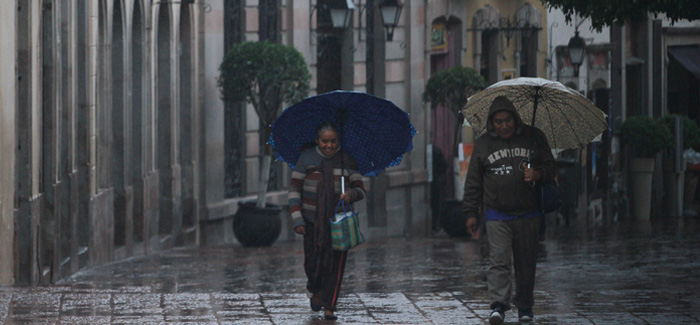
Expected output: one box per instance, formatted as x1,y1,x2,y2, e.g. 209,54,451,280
288,147,366,228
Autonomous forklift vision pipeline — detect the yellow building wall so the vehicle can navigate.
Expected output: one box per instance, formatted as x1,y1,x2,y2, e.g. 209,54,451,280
464,0,548,81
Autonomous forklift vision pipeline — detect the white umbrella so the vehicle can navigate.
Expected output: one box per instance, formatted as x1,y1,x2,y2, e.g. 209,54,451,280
462,77,607,150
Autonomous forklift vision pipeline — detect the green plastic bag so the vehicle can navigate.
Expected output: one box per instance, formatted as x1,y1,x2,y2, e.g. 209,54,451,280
330,201,365,251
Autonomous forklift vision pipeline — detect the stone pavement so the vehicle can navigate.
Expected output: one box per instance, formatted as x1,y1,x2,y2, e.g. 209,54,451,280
1,217,699,324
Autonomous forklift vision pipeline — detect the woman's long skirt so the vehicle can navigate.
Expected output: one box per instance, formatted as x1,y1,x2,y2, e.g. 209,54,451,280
303,221,348,311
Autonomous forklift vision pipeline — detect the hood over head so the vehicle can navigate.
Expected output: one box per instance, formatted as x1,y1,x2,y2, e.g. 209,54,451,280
486,96,524,137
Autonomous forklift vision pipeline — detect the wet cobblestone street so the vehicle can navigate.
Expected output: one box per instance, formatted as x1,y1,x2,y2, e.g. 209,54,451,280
1,217,699,324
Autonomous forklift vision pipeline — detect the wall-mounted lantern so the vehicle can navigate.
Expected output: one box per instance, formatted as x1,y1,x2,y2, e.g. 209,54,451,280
328,0,355,29
378,0,402,41
310,0,355,41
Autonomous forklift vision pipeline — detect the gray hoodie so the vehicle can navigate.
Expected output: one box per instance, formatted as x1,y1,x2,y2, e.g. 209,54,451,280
461,96,557,220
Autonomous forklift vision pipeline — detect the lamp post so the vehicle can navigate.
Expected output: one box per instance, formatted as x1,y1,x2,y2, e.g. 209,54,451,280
567,30,586,77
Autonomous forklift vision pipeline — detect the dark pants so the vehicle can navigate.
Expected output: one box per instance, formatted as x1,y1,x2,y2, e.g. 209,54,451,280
303,221,348,311
485,217,540,311
430,177,445,230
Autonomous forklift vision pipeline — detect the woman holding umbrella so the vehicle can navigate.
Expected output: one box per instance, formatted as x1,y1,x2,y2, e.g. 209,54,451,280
288,122,366,320
273,90,415,320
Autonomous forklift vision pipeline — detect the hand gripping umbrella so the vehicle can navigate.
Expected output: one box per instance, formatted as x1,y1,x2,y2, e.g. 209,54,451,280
270,90,416,177
462,77,608,150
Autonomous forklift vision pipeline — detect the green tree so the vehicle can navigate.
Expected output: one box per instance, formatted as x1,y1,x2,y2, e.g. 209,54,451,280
422,66,488,158
218,41,310,208
539,0,700,31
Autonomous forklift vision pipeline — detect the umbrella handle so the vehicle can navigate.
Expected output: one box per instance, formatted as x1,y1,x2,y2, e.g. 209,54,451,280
526,162,536,187
341,176,346,193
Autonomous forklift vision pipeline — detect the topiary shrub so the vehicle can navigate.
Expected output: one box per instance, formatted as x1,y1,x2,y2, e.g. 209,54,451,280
621,115,673,158
660,114,700,151
422,66,488,158
218,41,310,208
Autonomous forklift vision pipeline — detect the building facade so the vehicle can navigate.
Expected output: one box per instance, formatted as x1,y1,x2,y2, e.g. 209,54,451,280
200,0,431,244
1,0,204,285
15,0,695,286
0,0,438,285
425,1,548,202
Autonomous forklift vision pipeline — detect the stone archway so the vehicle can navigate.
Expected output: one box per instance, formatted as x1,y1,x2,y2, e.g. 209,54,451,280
40,0,58,283
156,3,181,247
156,3,172,242
515,3,542,77
429,15,463,200
75,0,91,273
112,0,128,251
179,2,197,244
131,0,147,252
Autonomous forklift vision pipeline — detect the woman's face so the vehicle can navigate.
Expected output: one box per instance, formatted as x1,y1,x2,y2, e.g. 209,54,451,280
316,129,339,156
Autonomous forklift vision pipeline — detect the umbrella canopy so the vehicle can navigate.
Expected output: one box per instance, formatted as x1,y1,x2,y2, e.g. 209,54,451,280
270,90,416,176
462,77,608,150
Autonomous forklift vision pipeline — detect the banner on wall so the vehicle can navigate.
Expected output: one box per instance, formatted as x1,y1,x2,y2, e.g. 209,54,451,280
458,143,474,188
431,23,448,52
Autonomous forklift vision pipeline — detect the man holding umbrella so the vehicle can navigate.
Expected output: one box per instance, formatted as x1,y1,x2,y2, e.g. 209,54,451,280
462,96,557,324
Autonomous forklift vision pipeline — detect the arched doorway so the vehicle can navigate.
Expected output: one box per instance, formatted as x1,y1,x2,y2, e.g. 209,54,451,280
112,0,127,251
40,0,57,283
75,0,90,271
179,2,197,244
131,0,146,252
314,0,353,94
58,0,74,279
156,3,181,246
429,16,462,201
92,0,116,266
515,4,542,77
472,5,501,84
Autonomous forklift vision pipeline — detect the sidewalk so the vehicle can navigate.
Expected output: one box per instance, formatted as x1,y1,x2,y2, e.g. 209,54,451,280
1,217,699,324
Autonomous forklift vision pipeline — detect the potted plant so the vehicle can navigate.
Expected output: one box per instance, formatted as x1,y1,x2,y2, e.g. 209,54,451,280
218,41,311,246
621,115,673,219
422,66,487,236
660,114,700,151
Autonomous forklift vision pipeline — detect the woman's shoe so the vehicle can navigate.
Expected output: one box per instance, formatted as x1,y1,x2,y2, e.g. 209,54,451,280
324,310,337,321
309,298,321,312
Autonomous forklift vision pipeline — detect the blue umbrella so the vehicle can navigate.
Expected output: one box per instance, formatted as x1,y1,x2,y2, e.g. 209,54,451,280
270,91,416,176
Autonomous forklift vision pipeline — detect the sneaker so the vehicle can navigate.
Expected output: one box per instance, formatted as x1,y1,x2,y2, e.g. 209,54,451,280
518,308,534,322
489,306,505,325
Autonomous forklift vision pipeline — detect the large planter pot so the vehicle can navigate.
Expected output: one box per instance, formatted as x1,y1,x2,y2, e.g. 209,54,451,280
440,199,469,238
233,201,282,247
629,157,655,219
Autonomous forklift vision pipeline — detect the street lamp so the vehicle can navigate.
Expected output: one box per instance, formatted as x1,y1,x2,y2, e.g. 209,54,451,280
310,0,355,36
378,0,402,41
567,30,586,77
328,0,355,29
